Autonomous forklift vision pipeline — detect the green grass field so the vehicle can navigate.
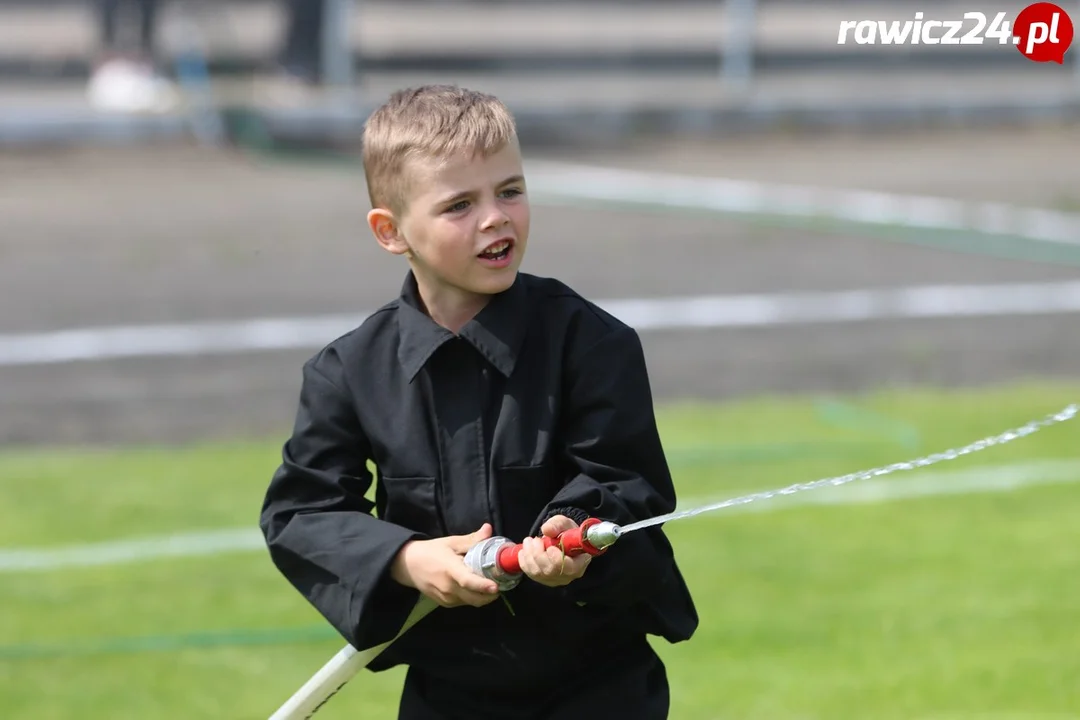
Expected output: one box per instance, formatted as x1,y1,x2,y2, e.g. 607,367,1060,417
2,381,1079,719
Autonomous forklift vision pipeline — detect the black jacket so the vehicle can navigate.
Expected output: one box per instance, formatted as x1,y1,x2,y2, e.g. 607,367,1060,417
260,271,698,691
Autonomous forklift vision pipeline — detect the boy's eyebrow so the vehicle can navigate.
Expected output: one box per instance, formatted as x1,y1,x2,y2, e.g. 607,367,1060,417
436,175,526,205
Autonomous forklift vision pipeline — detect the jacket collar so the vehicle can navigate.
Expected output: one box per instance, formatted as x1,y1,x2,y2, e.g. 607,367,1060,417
396,271,530,381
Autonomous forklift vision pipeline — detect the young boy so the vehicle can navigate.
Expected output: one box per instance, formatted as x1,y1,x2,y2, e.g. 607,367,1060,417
260,85,698,720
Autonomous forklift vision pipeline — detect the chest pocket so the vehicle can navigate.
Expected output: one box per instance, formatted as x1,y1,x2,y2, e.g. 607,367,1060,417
377,474,443,538
494,463,563,541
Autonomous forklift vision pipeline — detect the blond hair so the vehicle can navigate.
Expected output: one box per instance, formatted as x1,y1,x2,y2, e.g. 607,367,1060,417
362,85,518,214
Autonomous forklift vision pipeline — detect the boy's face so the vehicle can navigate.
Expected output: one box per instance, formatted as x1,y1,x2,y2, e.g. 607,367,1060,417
371,142,530,311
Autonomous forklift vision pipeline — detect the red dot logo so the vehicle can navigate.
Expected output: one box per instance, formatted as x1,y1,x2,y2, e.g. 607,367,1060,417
1014,2,1074,63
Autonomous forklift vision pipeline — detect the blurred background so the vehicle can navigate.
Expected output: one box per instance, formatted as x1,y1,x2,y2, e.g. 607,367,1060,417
3,0,1080,443
2,1,1080,718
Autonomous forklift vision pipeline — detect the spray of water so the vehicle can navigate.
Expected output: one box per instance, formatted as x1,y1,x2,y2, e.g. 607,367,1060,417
622,404,1079,534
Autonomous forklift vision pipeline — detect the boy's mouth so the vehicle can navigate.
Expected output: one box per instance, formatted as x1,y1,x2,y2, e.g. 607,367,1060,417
478,238,514,262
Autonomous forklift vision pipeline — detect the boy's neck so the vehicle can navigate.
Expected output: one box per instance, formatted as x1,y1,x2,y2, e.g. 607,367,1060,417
416,281,491,335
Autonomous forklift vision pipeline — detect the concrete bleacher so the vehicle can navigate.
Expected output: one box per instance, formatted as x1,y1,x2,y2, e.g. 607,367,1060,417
2,0,1066,75
1,0,1078,147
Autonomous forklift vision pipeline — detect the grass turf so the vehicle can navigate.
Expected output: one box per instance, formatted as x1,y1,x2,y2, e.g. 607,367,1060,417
2,381,1079,719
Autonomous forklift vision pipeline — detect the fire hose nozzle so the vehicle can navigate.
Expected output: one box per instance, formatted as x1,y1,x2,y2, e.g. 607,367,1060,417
464,518,624,589
583,520,622,551
463,536,523,592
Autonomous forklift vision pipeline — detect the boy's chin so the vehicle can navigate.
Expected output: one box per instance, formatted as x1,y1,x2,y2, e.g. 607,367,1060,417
472,269,519,295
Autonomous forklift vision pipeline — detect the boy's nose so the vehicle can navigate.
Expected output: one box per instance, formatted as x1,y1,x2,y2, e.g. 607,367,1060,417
480,207,511,230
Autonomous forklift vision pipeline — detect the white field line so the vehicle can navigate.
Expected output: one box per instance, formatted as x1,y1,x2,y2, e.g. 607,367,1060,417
4,280,1080,367
2,460,1078,573
525,160,1080,245
0,528,267,573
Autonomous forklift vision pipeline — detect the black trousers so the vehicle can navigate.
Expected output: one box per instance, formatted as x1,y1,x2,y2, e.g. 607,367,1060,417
396,639,670,720
98,0,158,55
279,0,326,82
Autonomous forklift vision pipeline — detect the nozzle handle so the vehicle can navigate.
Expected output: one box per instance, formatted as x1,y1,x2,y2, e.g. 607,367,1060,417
496,517,608,575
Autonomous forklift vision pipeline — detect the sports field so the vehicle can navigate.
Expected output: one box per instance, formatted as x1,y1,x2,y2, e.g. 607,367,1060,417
2,384,1079,719
2,125,1080,718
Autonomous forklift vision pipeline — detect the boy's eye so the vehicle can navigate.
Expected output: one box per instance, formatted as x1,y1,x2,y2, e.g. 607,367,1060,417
443,188,522,213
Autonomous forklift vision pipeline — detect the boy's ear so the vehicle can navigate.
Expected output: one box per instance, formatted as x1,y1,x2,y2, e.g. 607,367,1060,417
367,208,410,257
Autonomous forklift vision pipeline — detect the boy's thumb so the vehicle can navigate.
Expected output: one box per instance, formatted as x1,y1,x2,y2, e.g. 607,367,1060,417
450,523,493,553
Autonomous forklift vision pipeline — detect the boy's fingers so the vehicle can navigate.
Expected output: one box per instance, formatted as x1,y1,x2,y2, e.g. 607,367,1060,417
561,554,591,578
447,523,493,554
517,539,542,576
545,545,567,566
540,515,577,537
455,588,501,607
527,543,562,576
537,546,590,578
451,563,499,596
525,538,560,577
565,554,592,577
517,537,594,582
435,590,497,608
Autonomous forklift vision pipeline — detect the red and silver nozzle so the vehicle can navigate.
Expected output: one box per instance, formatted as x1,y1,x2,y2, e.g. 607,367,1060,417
463,536,524,592
581,520,622,551
463,518,623,590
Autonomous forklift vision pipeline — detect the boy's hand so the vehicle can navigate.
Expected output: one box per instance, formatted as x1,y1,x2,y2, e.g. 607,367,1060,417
390,523,502,608
517,515,593,588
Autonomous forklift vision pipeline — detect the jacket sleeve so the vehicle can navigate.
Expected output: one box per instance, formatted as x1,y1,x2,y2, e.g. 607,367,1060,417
531,324,679,608
259,347,424,651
